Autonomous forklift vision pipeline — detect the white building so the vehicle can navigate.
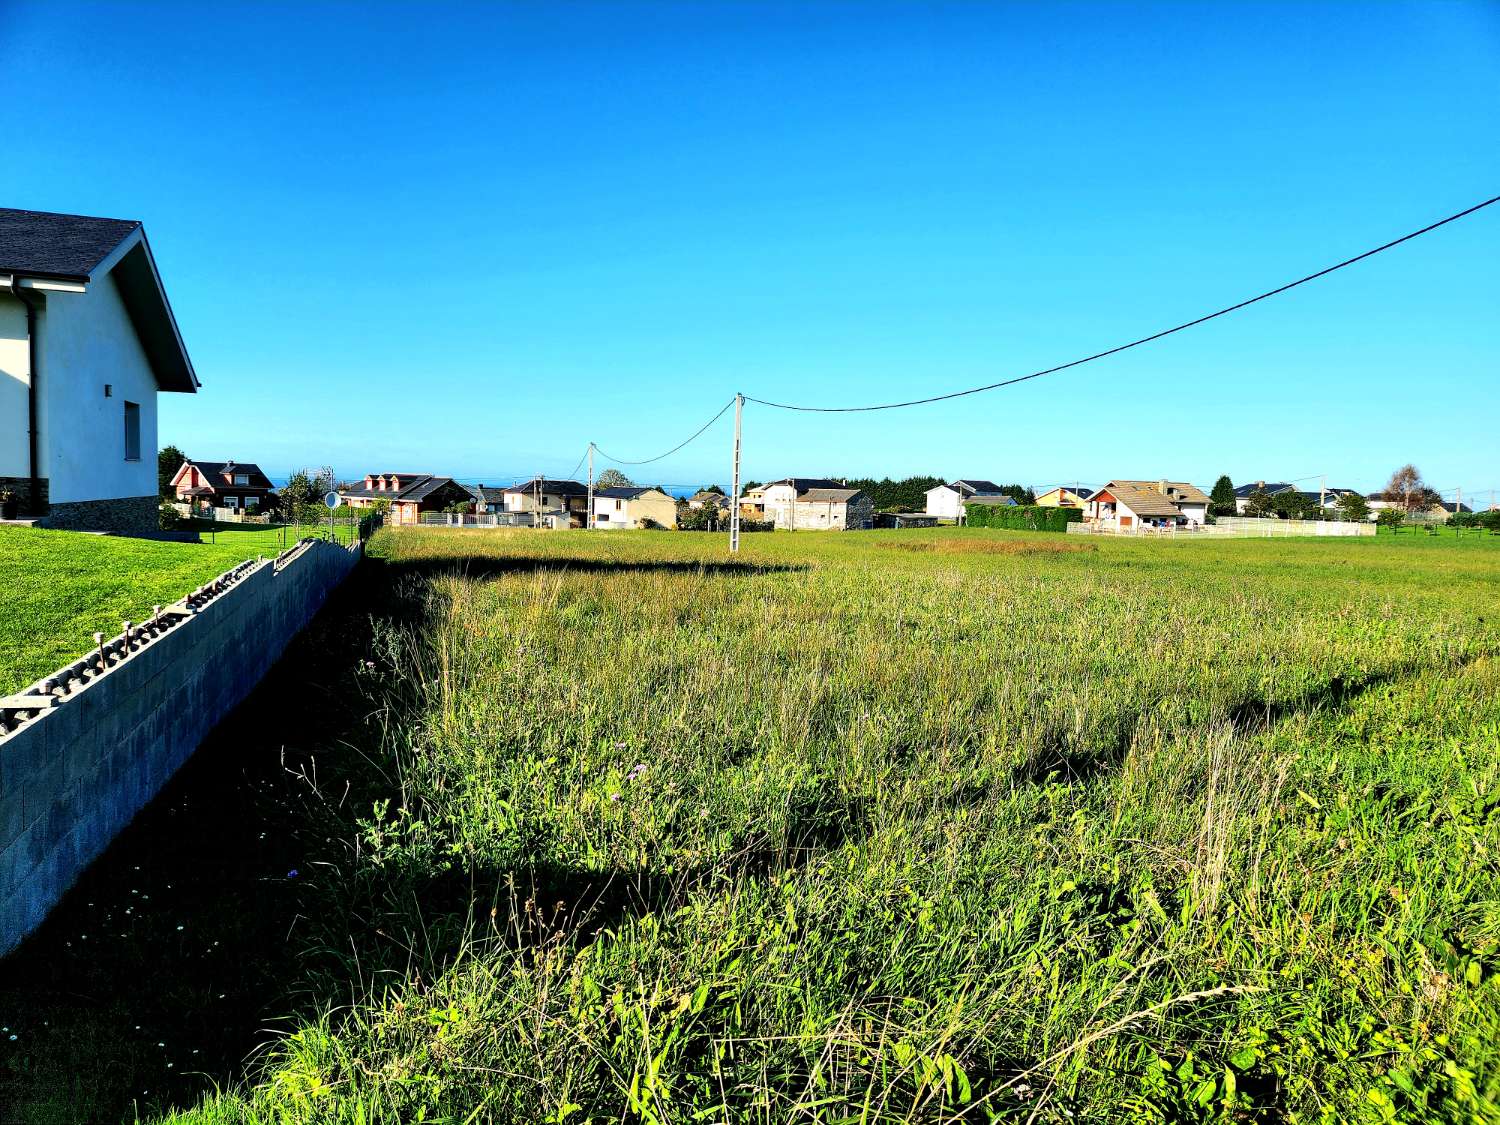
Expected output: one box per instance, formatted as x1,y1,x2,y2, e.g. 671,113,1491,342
754,478,873,530
592,486,679,528
1084,479,1210,530
1,207,198,531
924,479,1005,519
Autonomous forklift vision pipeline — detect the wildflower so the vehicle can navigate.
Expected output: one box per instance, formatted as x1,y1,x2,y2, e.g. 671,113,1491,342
176,925,184,931
609,792,622,802
287,869,299,878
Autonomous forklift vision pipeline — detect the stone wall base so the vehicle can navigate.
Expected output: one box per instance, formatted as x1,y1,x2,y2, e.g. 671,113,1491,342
43,496,159,534
0,539,364,954
0,476,49,517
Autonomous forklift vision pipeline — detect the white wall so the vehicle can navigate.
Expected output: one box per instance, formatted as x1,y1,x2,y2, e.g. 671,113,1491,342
0,297,29,478
760,483,800,528
37,275,159,503
591,491,678,528
925,486,962,518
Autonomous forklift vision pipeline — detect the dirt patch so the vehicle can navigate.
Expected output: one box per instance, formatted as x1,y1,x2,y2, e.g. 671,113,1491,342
890,538,1096,556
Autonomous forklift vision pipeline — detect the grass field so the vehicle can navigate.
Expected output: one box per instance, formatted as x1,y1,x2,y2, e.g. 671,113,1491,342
0,518,363,695
0,528,268,695
184,520,357,552
116,525,1496,1124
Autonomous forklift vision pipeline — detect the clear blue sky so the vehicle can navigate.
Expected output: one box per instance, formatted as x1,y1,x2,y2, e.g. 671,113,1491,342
4,1,1496,498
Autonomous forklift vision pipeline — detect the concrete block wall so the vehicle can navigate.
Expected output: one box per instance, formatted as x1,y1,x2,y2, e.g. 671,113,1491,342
0,538,361,955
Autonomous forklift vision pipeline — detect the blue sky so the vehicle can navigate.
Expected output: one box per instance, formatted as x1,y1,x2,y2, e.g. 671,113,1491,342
4,1,1497,498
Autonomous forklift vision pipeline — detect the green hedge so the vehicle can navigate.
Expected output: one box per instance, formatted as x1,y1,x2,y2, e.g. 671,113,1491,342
963,504,1083,532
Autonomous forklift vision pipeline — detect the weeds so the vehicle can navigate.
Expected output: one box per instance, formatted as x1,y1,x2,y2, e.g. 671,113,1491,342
125,528,1500,1122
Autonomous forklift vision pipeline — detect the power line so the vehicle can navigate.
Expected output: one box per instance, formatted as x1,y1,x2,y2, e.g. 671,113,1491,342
593,397,736,466
563,447,590,482
745,194,1500,413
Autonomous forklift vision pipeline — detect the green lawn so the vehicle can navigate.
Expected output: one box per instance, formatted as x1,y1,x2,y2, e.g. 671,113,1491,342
0,526,321,695
183,514,359,554
125,525,1497,1124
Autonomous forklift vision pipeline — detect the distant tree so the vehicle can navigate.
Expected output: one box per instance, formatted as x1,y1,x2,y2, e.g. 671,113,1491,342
1272,490,1316,520
739,480,761,493
1381,464,1430,512
282,467,333,523
998,484,1035,505
842,475,945,512
1244,488,1275,518
595,469,634,490
158,445,186,497
677,504,723,531
1209,474,1236,516
1336,492,1370,522
1377,507,1406,530
700,484,725,495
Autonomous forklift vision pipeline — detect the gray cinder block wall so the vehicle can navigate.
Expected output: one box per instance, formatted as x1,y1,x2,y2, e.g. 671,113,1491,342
0,539,361,955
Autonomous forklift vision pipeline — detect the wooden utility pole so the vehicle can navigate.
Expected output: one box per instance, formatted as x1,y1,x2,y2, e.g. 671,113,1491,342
729,393,743,554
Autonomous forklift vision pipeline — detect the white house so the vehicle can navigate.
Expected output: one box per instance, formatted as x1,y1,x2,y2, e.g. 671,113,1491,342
1,207,198,530
592,486,678,528
924,479,1005,519
754,478,873,530
1084,479,1210,530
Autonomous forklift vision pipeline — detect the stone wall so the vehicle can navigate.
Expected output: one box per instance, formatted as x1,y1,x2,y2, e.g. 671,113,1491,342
0,538,362,955
0,475,48,517
43,494,159,533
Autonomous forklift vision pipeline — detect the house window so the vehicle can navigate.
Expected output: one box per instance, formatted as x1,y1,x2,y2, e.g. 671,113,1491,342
123,401,141,461
234,474,249,485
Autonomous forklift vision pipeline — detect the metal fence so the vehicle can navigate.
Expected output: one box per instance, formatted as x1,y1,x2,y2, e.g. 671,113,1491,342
1067,517,1375,539
419,511,570,529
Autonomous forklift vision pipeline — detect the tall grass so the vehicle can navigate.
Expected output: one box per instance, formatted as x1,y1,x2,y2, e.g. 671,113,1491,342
160,528,1500,1123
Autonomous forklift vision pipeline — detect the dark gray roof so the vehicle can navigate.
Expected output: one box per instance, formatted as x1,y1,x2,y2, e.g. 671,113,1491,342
800,488,865,503
503,477,587,496
1233,481,1296,498
951,479,1003,494
340,473,471,503
764,477,844,493
595,486,652,500
0,207,140,280
182,459,274,490
399,476,470,503
965,495,1018,507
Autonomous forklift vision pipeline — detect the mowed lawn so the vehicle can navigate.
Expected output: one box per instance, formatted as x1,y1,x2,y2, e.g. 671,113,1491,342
97,527,1500,1120
0,527,269,694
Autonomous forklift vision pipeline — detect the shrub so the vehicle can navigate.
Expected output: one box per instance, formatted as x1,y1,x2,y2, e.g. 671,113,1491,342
963,504,1083,531
157,499,181,530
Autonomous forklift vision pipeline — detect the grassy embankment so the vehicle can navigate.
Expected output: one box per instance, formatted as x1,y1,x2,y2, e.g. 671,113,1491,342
0,527,266,695
133,525,1500,1124
0,516,362,694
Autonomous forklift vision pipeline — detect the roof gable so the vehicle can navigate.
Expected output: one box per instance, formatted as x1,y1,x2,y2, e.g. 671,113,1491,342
0,207,140,280
1,208,197,394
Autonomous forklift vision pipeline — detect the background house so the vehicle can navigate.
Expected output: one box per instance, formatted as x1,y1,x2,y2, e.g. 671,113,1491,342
924,479,1003,519
502,477,588,527
790,487,874,529
752,478,873,530
170,459,274,513
1,207,198,531
1085,480,1210,530
338,472,476,525
592,486,678,528
1035,486,1095,508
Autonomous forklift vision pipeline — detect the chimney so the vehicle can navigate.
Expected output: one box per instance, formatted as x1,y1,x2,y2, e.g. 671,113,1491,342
1157,479,1167,494
1255,480,1265,489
